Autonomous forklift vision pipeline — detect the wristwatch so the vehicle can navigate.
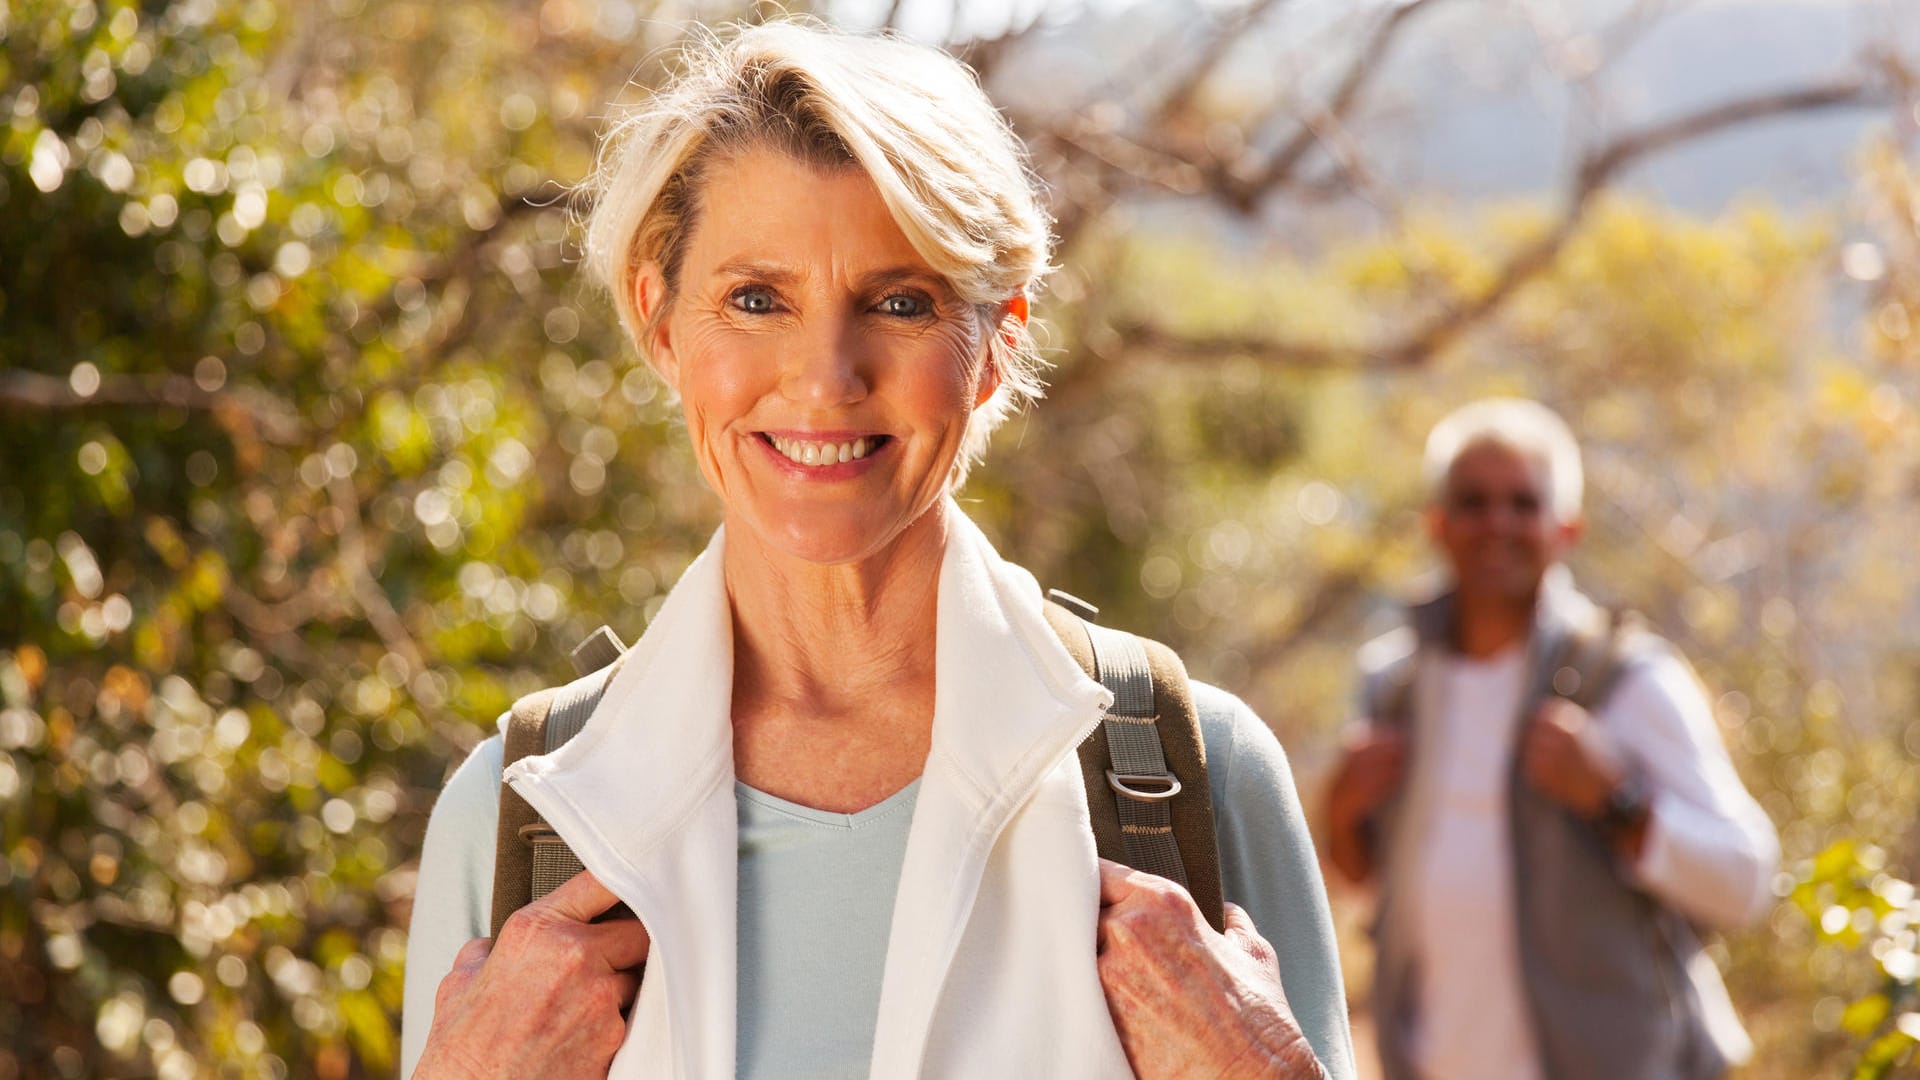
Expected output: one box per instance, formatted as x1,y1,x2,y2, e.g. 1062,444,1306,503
1597,773,1652,837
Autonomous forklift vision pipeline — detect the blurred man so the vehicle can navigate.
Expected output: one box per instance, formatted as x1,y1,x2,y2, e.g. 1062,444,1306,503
1324,398,1778,1080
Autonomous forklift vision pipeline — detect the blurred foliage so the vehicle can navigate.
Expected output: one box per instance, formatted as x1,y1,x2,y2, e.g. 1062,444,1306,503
3,1,1920,1078
1793,840,1920,1079
0,1,726,1076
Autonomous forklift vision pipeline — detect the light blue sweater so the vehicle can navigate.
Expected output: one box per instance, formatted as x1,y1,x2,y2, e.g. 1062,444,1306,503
401,683,1356,1079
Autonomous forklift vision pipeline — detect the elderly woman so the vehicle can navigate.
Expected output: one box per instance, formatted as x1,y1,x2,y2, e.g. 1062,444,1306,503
400,19,1354,1080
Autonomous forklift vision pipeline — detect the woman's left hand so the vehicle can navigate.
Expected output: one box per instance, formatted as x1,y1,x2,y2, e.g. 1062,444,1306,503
1095,860,1326,1079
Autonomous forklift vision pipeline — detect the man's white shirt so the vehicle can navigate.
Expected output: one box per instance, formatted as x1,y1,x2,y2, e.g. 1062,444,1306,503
1401,645,1777,1080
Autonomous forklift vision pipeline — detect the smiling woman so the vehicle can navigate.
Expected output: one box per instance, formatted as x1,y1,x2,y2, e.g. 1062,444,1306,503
636,148,999,571
399,17,1355,1080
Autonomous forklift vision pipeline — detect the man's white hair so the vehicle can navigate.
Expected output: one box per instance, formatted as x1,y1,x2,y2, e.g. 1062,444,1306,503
1423,397,1584,524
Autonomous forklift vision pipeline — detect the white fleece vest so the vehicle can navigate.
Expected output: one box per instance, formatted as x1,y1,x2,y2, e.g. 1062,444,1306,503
501,504,1135,1078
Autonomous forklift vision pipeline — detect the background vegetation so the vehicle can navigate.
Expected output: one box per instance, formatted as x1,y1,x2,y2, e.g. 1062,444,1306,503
4,0,1920,1076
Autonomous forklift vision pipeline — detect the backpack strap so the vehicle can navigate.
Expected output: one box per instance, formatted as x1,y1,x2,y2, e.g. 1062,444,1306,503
489,607,1227,938
489,628,629,939
1043,595,1226,933
1545,607,1644,714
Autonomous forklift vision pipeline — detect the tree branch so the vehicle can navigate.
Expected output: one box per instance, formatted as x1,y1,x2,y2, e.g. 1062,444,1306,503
1226,0,1448,209
327,474,426,677
0,370,306,445
1150,0,1293,126
1108,72,1891,370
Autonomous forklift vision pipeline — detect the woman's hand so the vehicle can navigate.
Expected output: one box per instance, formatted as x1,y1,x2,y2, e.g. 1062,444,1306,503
413,870,650,1079
1095,860,1326,1080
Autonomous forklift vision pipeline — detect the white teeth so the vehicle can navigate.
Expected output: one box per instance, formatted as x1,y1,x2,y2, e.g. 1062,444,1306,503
768,435,879,467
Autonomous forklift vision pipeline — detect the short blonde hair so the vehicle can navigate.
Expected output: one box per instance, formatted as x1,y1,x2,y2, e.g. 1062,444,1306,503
1423,398,1584,523
579,19,1052,478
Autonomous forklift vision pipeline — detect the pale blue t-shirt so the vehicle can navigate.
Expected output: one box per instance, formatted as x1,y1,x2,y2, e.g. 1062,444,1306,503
733,778,919,1078
400,684,1358,1080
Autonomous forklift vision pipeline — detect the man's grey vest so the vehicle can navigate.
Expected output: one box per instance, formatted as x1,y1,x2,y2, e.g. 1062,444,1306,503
1361,577,1732,1080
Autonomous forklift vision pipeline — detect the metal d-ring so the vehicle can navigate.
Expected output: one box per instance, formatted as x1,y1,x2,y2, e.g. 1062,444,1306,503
1107,770,1181,802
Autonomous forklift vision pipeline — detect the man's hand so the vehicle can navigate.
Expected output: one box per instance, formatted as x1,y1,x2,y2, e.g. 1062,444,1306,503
1519,698,1624,819
1323,726,1407,884
1095,860,1326,1080
414,870,650,1079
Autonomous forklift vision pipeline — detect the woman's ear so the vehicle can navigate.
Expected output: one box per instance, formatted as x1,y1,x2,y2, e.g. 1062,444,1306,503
975,290,1027,407
999,290,1029,350
973,346,1002,408
632,262,678,388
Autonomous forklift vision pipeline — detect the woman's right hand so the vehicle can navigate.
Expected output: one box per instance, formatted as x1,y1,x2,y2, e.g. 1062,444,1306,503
1324,726,1407,885
413,870,651,1078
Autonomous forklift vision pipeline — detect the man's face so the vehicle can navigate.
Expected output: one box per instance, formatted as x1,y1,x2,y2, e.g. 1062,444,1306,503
1428,440,1580,606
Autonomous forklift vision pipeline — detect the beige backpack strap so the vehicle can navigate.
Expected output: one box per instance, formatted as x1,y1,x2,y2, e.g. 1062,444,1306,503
1044,595,1226,934
491,685,560,939
489,628,630,939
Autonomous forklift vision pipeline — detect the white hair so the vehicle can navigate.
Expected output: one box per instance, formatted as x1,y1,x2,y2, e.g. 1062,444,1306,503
578,18,1052,482
1423,398,1584,523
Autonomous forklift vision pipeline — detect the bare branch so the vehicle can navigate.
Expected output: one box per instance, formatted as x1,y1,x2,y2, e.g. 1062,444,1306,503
1109,320,1393,371
1046,124,1212,197
0,370,307,445
1227,0,1448,208
1108,72,1891,370
328,474,426,676
1404,74,1882,362
1150,0,1292,126
1576,77,1875,196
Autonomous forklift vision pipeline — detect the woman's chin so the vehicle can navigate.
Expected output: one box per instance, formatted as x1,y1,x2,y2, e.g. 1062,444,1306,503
740,507,917,568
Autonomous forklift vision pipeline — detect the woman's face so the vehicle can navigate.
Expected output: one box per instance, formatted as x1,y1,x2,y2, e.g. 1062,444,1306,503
637,147,1001,567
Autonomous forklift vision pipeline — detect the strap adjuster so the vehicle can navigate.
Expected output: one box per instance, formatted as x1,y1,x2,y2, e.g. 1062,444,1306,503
1107,770,1181,802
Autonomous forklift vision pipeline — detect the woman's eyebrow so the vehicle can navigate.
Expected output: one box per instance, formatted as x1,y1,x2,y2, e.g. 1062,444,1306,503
712,259,800,284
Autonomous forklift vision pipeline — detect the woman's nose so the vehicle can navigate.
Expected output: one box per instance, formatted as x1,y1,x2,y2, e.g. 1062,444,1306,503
780,317,868,407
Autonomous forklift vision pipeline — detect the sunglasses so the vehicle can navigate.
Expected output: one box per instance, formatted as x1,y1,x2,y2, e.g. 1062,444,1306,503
1445,488,1544,518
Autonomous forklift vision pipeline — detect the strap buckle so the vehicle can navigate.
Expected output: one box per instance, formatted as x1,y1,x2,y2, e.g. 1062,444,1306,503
1107,770,1181,802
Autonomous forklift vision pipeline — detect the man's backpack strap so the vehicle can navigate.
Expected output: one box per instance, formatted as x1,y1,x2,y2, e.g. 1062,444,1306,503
1546,607,1646,713
488,630,628,939
1043,598,1226,933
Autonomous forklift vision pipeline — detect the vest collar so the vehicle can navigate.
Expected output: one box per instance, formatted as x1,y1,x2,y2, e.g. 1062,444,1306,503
1408,564,1599,662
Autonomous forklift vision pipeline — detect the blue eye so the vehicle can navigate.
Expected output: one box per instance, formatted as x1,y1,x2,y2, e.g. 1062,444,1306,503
731,287,777,314
877,293,929,318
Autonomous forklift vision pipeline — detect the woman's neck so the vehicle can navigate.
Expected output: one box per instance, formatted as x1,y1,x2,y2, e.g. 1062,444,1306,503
722,503,947,722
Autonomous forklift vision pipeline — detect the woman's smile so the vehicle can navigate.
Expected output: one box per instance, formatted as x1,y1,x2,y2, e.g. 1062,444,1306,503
754,430,894,477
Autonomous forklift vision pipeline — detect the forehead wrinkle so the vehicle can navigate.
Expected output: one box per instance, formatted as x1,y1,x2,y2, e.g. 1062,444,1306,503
856,265,947,289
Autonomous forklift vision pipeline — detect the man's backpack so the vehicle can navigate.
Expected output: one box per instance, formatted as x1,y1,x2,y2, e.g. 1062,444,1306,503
488,591,1227,939
1369,599,1649,732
